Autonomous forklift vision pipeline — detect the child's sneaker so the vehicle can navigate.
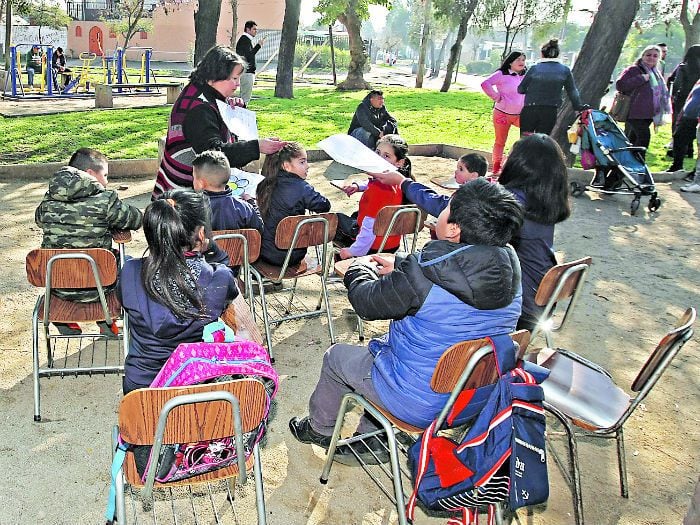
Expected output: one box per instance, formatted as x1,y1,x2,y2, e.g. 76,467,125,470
53,322,82,336
97,320,120,339
680,183,700,193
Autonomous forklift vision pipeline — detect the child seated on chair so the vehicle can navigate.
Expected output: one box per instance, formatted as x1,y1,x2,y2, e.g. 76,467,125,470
192,150,264,233
118,189,238,394
256,142,331,267
35,147,143,337
289,178,524,464
335,134,414,259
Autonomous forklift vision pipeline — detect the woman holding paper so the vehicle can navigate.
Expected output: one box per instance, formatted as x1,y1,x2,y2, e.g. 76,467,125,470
153,45,285,199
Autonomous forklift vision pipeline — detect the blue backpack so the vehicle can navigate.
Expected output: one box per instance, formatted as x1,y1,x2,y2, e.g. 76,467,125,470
407,367,549,525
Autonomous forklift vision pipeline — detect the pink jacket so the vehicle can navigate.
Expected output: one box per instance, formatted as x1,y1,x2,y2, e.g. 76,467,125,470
481,70,525,115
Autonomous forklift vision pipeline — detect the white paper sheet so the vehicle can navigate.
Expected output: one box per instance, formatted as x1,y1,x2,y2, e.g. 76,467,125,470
317,134,399,174
216,100,259,141
228,168,265,197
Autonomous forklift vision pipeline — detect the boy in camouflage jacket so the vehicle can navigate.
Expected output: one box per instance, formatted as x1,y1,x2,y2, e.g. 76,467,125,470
35,148,142,333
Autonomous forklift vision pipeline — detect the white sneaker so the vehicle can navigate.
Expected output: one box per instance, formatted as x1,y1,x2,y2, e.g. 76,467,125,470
680,183,700,193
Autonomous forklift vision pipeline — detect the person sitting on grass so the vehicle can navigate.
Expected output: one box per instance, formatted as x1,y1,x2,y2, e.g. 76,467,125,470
289,178,523,465
347,90,398,149
192,150,264,233
35,147,143,337
335,134,414,259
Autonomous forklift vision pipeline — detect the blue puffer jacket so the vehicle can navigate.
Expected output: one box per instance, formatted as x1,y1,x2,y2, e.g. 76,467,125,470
344,240,522,428
518,60,583,110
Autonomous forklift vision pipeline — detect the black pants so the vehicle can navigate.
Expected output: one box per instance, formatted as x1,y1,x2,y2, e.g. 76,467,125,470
520,105,558,136
624,119,653,158
670,117,698,170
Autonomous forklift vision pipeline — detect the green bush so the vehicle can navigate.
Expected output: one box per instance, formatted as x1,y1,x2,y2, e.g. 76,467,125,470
466,61,493,75
294,43,351,70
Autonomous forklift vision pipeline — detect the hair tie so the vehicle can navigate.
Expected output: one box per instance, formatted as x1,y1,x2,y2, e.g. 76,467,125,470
165,198,176,208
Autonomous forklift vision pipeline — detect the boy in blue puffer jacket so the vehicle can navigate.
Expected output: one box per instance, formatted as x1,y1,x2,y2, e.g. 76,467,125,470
289,178,524,465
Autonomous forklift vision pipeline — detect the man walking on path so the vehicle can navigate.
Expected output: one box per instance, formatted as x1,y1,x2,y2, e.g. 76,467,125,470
235,20,266,105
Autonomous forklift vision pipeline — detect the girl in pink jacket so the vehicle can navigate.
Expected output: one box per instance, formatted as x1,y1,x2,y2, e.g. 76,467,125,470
481,51,526,174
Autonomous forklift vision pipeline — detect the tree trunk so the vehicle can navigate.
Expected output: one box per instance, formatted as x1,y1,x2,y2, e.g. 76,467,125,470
427,38,436,77
441,0,477,93
680,0,700,54
4,0,10,70
550,0,640,160
337,0,370,91
229,0,238,48
274,0,301,99
193,0,223,65
430,31,450,79
416,0,431,88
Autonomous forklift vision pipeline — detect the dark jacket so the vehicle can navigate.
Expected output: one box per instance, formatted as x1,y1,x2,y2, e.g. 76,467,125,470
206,188,264,232
260,170,331,266
616,63,657,120
235,34,261,74
671,63,700,113
681,83,700,119
348,92,398,139
119,255,238,392
518,60,583,110
154,81,260,198
344,240,522,428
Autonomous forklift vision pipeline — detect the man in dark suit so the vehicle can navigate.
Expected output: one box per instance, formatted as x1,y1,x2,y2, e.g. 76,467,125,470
235,20,266,104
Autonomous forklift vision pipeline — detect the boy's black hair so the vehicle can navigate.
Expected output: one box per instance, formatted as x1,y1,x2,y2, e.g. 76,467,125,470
190,45,247,84
192,150,231,187
448,178,523,246
244,20,257,30
368,89,384,98
68,147,108,172
541,39,560,59
459,153,488,178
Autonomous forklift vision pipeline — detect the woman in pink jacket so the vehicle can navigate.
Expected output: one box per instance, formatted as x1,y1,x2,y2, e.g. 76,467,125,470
481,51,527,174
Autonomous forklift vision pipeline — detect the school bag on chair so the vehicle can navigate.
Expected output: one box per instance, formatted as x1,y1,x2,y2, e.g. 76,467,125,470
105,339,278,522
407,366,549,525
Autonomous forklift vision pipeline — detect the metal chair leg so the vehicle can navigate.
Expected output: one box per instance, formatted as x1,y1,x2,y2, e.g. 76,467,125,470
251,268,274,362
321,276,336,344
284,277,298,315
32,300,42,422
616,428,629,498
320,394,353,484
253,442,267,525
112,425,127,525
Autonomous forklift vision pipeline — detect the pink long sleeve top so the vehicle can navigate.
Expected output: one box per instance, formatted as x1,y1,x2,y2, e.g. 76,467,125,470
481,70,525,116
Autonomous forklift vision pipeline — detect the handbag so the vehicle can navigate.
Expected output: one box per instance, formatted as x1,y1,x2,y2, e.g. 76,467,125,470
609,91,632,122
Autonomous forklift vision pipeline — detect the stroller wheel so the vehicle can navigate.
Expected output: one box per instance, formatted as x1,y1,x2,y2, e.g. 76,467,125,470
630,198,641,216
648,197,661,213
570,182,585,197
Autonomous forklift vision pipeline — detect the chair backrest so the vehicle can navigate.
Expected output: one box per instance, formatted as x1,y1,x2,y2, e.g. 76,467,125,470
118,378,268,446
430,330,527,394
534,256,592,307
275,213,338,250
373,205,425,253
631,307,696,393
221,295,264,346
213,229,262,265
26,248,117,288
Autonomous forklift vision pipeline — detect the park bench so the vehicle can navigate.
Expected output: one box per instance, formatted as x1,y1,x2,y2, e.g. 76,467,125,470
95,82,183,108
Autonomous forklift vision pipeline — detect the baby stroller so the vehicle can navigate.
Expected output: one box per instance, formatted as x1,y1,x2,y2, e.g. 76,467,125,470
570,109,661,215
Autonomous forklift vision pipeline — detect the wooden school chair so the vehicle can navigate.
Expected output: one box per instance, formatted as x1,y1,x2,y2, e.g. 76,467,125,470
110,378,269,524
529,307,695,525
252,213,338,345
26,247,125,421
319,330,531,525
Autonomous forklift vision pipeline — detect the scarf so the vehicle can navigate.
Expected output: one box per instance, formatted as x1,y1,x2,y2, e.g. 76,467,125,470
641,62,671,125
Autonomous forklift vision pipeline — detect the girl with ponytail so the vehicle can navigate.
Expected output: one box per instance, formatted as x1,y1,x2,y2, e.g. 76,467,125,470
119,189,238,394
257,142,331,266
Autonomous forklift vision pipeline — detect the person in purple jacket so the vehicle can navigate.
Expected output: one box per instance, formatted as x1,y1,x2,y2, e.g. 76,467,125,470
616,45,671,158
481,51,527,174
119,189,238,394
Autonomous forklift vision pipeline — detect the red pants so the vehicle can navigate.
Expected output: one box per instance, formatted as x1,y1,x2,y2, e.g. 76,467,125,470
492,109,520,174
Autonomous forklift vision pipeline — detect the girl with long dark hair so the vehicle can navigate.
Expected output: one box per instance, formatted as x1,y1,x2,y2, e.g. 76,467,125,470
481,50,527,174
498,133,571,330
667,44,700,172
119,189,238,394
257,142,331,266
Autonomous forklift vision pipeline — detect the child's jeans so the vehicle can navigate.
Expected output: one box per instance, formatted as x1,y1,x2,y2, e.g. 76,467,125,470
492,109,520,173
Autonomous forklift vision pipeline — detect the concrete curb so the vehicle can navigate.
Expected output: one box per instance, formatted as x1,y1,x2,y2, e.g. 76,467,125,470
0,144,688,183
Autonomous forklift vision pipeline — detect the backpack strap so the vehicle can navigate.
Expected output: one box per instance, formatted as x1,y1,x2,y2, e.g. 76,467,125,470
105,436,129,522
406,420,437,522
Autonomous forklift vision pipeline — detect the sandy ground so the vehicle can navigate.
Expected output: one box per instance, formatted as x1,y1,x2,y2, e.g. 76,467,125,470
0,157,698,525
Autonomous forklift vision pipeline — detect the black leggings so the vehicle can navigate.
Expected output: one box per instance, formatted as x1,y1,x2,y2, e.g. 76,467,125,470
520,105,559,136
624,119,653,158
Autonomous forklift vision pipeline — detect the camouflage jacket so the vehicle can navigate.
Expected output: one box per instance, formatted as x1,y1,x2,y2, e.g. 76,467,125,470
35,167,142,302
35,166,142,249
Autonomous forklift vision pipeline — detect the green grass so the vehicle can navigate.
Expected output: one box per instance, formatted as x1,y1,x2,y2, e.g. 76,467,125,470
0,86,686,173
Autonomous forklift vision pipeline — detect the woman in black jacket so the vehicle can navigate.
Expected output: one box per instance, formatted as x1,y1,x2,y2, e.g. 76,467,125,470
668,44,700,172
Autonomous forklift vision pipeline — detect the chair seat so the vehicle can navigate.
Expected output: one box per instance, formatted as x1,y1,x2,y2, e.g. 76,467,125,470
368,400,425,434
253,256,321,281
536,348,631,431
37,291,121,323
